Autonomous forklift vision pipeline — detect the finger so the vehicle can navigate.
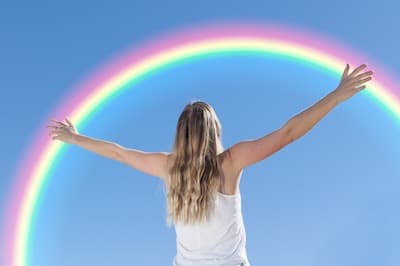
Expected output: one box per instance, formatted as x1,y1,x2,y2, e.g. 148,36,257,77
51,120,68,127
350,76,372,87
49,131,59,137
349,64,367,78
50,125,64,132
50,118,60,123
343,64,350,78
355,70,373,80
65,117,73,127
355,85,366,91
50,118,66,125
47,125,60,129
358,76,373,84
47,126,63,133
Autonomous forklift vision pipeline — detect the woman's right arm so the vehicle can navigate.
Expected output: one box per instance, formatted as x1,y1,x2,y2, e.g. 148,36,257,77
228,63,373,172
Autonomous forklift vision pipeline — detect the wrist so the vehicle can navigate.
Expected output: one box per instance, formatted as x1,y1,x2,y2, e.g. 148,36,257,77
70,133,80,145
328,90,341,105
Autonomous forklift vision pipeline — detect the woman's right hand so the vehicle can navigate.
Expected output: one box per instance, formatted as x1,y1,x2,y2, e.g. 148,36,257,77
333,63,374,104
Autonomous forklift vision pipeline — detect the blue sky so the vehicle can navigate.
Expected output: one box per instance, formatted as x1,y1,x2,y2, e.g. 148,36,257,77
1,1,399,265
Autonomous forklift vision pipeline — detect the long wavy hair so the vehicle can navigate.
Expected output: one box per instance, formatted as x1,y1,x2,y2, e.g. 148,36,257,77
165,100,229,227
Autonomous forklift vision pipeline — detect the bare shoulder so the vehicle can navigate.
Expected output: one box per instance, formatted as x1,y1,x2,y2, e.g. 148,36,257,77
228,126,292,172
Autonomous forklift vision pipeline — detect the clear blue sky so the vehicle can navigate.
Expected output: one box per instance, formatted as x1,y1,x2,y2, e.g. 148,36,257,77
1,1,399,265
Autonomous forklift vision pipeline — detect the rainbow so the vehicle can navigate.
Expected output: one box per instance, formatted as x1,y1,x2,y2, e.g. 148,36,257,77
2,21,400,266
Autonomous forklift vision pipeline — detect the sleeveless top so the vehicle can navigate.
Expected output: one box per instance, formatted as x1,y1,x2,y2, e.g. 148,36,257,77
172,190,251,266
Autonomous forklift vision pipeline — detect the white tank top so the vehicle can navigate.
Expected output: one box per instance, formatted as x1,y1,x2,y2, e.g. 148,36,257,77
172,190,251,266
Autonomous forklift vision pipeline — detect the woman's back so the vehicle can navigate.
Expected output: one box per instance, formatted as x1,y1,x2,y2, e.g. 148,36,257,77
171,151,251,266
173,190,250,266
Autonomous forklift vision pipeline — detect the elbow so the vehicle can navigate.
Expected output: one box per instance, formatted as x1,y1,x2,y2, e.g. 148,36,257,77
288,132,296,144
284,125,297,143
110,143,123,161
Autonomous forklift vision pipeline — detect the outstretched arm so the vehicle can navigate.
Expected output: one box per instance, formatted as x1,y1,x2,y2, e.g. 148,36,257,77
228,63,374,172
47,118,169,180
286,63,373,141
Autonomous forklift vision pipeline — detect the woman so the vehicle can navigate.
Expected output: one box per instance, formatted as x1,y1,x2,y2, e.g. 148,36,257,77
48,63,373,266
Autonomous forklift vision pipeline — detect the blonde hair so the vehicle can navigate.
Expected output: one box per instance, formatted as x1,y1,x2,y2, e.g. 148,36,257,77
165,100,229,227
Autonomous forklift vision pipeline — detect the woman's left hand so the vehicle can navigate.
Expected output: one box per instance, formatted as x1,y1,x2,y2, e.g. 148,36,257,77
47,117,78,144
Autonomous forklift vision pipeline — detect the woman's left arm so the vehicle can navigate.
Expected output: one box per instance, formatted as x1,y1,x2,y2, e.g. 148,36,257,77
48,118,170,180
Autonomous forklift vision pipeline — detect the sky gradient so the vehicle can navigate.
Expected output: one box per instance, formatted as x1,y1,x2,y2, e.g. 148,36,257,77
1,1,399,266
